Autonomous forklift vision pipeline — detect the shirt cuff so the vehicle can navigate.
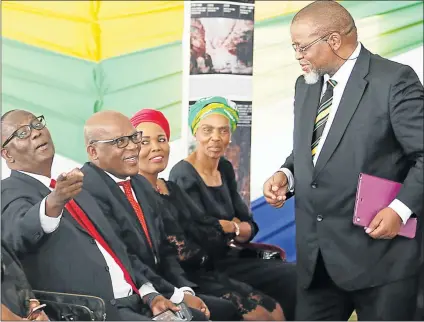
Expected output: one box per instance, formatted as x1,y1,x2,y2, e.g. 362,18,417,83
39,197,63,233
278,168,295,192
169,287,185,304
179,287,195,296
389,199,413,225
139,282,159,298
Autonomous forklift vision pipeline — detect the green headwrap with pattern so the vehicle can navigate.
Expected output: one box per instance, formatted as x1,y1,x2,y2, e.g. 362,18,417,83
189,96,239,135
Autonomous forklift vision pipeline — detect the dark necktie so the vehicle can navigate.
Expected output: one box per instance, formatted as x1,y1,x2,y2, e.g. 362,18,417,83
311,79,338,157
118,180,153,249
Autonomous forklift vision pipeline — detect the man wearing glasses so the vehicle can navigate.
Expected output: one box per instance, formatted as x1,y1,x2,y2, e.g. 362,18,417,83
81,110,240,321
0,109,208,321
263,1,423,320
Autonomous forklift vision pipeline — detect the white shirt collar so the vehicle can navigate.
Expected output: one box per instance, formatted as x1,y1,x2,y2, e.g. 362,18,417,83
19,171,52,188
324,42,362,85
104,171,130,184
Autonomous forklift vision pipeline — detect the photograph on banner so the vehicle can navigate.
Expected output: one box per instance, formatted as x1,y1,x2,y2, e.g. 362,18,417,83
188,99,252,205
190,2,255,76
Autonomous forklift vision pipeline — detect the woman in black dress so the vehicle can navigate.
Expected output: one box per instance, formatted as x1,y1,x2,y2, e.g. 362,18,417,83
130,108,285,321
169,97,297,320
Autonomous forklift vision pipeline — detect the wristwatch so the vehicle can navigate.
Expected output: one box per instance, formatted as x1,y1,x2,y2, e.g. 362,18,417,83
144,292,160,307
233,222,240,236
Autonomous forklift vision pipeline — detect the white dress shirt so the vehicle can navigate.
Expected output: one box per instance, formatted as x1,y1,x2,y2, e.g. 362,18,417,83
104,171,194,303
280,42,413,224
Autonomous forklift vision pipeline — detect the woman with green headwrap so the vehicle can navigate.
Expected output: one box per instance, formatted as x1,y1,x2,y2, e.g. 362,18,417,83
169,96,297,321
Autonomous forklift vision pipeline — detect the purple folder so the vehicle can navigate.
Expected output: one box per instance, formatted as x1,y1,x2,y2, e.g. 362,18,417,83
353,173,417,239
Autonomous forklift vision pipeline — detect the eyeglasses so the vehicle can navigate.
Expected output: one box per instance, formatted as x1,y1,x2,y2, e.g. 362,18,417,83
89,131,143,149
2,115,46,148
292,31,334,54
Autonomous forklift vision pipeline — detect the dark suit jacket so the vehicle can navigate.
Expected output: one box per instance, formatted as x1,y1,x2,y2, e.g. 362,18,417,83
282,46,423,290
81,162,197,290
1,171,176,320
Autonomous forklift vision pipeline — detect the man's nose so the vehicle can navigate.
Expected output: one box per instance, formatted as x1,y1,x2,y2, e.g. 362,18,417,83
30,127,42,140
295,49,304,60
126,139,139,150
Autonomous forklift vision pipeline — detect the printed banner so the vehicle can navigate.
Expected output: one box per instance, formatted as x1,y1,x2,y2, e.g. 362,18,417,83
183,0,255,205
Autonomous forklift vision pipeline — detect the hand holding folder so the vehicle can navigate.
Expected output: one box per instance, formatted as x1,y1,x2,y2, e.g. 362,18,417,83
353,173,417,239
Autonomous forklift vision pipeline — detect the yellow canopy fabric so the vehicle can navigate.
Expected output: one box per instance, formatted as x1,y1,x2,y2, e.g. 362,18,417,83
1,0,184,62
2,0,309,62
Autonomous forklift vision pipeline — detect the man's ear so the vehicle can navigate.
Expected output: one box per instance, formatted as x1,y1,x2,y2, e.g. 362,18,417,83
86,145,99,161
1,148,15,163
327,32,342,51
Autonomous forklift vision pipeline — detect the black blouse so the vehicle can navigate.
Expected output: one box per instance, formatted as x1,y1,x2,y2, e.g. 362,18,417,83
157,181,231,269
168,157,259,241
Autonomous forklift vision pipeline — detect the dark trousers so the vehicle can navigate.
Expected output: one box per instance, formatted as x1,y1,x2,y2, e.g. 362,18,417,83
114,294,208,321
296,253,419,321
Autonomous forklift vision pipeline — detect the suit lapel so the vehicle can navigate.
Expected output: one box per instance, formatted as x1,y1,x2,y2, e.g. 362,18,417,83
131,177,159,256
10,171,90,235
313,47,370,179
84,163,157,259
296,77,323,173
11,171,50,198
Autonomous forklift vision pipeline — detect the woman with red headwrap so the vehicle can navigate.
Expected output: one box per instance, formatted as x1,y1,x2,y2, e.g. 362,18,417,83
130,108,286,321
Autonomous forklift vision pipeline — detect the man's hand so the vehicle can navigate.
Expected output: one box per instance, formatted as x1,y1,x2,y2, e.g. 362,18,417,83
219,220,236,234
366,207,402,239
183,294,210,319
263,171,288,208
232,217,241,224
27,300,49,321
149,295,180,316
46,168,84,217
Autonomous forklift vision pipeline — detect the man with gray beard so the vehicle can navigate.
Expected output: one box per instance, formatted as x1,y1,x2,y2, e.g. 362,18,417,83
263,1,423,320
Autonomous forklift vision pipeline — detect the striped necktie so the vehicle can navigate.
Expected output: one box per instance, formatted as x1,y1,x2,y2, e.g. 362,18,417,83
311,79,338,157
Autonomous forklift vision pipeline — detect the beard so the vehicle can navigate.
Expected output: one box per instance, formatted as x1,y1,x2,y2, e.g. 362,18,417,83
303,65,326,85
304,70,320,84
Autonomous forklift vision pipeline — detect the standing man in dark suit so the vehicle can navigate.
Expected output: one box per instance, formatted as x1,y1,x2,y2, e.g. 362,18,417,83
263,1,423,320
1,109,208,321
80,110,239,321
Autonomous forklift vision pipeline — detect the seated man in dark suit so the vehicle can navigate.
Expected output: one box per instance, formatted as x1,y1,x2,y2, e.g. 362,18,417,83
1,241,49,321
0,109,208,321
81,110,240,321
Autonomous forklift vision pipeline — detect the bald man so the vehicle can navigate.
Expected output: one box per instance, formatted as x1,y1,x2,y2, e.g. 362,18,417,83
263,1,423,320
0,109,205,321
80,111,239,321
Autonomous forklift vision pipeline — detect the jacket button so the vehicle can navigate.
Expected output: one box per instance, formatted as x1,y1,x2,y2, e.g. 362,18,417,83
110,299,116,305
311,182,317,189
317,215,323,222
105,266,110,272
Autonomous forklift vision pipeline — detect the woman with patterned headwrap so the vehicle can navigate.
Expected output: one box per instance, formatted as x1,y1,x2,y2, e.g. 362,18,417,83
131,108,286,321
168,96,297,320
